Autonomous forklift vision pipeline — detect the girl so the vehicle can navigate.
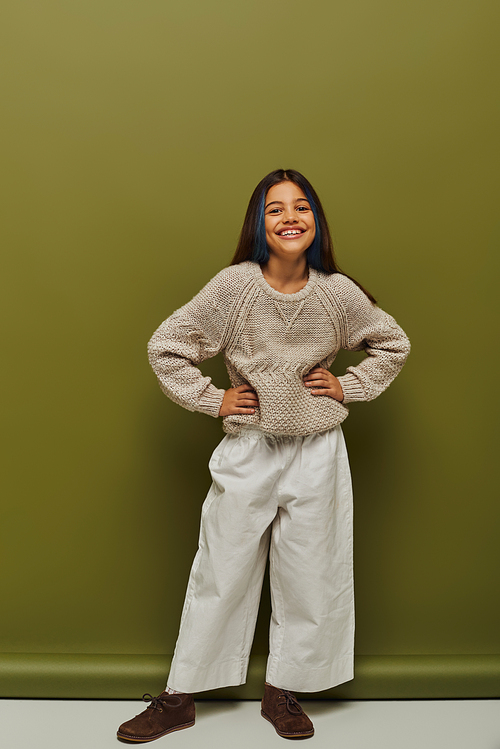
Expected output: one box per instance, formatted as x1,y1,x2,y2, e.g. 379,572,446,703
117,169,410,742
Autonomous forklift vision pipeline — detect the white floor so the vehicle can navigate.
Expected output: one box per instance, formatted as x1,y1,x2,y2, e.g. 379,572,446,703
2,698,499,749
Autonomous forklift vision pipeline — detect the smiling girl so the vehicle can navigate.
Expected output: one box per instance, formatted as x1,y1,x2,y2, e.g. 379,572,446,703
117,169,410,742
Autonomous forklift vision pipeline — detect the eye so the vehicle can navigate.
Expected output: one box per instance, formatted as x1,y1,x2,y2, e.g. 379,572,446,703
268,208,281,214
296,205,310,212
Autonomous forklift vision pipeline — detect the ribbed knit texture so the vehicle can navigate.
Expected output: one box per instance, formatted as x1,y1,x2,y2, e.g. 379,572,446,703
148,262,410,436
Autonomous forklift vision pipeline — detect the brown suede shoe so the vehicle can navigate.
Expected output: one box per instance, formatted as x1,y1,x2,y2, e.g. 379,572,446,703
117,691,195,742
261,683,314,739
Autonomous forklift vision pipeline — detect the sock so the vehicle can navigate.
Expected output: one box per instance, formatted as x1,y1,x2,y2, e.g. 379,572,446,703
165,685,184,695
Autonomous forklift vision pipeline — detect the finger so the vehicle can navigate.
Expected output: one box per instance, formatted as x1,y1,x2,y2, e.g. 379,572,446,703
305,378,330,387
304,370,328,380
224,405,256,414
236,398,259,406
235,384,256,393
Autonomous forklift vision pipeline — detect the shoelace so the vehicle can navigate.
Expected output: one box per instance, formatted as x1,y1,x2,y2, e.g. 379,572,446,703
277,690,304,715
142,692,183,710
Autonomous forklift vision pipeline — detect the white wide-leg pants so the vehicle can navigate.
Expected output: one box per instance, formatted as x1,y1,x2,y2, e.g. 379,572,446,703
167,425,354,694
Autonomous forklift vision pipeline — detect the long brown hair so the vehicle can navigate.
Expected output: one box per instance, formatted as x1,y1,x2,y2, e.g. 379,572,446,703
231,169,376,304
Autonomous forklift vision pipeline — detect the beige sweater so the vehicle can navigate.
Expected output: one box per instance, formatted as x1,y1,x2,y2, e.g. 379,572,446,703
148,261,410,436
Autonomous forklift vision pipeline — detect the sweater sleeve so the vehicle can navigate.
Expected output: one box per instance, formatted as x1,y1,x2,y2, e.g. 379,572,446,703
334,277,411,404
147,269,235,418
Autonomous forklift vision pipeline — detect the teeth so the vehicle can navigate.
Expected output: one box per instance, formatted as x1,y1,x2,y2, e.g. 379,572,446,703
281,230,302,236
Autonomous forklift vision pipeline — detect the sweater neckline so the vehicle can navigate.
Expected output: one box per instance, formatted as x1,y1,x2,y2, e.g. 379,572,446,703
248,262,319,302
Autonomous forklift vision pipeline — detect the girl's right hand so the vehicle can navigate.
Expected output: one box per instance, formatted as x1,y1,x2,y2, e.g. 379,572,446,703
219,384,259,417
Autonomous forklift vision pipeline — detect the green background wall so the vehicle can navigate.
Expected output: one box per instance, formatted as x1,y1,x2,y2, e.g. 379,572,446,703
1,0,499,698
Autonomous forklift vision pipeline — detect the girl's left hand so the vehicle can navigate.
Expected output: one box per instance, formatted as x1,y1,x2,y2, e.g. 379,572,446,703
303,366,344,402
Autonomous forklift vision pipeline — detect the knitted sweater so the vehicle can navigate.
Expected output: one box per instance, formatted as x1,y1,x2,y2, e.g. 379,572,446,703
148,261,410,437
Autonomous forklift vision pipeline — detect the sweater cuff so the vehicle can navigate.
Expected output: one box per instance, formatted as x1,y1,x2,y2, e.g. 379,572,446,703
337,373,366,404
198,385,226,418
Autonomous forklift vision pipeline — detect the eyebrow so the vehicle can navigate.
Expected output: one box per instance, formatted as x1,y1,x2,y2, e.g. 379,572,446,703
264,198,310,209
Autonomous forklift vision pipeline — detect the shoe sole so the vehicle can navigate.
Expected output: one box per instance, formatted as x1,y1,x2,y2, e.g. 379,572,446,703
116,719,195,742
261,709,314,739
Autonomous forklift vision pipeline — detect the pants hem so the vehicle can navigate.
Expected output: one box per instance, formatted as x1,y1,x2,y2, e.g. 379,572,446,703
167,656,249,694
265,653,354,692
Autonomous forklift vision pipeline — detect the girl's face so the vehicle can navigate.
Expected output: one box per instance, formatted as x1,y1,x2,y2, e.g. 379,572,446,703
264,181,316,262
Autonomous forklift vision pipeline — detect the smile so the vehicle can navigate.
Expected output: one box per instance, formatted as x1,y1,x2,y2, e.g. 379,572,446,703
278,229,305,237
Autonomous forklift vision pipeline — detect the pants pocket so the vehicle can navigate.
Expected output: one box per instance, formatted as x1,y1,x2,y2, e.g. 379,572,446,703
208,435,231,471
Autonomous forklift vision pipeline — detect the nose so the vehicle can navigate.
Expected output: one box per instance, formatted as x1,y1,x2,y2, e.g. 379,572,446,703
282,205,298,223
